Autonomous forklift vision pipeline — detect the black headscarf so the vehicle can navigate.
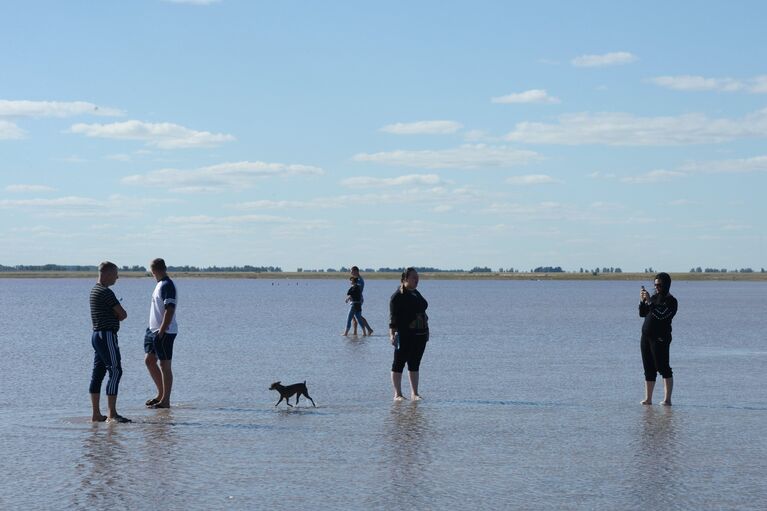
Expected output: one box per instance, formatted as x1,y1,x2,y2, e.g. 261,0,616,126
655,272,672,296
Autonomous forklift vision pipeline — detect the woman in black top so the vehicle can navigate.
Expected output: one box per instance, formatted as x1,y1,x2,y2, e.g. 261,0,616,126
639,272,678,406
388,267,429,401
343,277,365,336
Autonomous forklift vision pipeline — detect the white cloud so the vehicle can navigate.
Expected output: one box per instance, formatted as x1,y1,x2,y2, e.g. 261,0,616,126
670,199,697,206
649,75,767,93
0,100,124,118
506,174,561,185
341,174,442,188
69,120,235,149
678,155,767,174
491,89,560,104
166,214,291,225
0,120,25,139
230,185,486,212
621,170,686,184
231,199,341,210
622,155,767,184
122,160,324,192
571,51,637,67
105,153,132,161
380,120,463,135
0,196,102,209
353,144,540,169
5,184,56,193
588,171,617,180
505,108,767,146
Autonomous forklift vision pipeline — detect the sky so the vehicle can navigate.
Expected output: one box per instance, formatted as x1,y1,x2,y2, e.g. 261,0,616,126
1,1,765,272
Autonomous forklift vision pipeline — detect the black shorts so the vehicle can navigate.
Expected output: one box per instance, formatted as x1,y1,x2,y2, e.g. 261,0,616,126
144,328,177,361
391,334,428,372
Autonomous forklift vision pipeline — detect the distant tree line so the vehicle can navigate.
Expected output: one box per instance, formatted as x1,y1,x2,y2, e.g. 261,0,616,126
3,263,765,274
579,267,623,275
0,264,99,272
168,265,282,273
689,267,761,273
0,264,281,273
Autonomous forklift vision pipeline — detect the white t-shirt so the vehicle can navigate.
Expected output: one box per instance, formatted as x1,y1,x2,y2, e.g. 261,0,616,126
149,277,178,334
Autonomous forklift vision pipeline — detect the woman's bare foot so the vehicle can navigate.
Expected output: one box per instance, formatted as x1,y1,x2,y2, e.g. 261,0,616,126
660,400,672,406
393,394,406,401
411,394,422,401
106,414,132,423
91,414,107,422
640,399,652,405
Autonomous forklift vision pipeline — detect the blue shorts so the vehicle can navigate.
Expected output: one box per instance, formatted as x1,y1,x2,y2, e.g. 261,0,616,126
144,328,177,360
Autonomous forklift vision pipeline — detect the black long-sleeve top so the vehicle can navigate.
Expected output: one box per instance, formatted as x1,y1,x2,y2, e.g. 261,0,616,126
639,292,678,340
347,284,362,304
389,288,429,339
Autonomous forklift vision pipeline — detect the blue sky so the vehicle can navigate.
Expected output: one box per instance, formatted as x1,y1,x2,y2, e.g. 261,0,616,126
1,1,765,271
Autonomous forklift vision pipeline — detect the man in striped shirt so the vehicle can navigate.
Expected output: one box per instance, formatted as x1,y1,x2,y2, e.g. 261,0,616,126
89,261,130,423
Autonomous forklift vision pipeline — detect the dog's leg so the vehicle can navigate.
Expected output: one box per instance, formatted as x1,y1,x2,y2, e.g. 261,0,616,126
286,397,293,407
304,391,316,407
275,396,284,407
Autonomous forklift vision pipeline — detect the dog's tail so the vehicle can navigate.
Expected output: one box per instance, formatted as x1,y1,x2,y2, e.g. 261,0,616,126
303,380,306,384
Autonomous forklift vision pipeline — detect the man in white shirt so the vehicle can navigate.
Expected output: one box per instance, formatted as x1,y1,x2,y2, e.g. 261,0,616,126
144,258,178,408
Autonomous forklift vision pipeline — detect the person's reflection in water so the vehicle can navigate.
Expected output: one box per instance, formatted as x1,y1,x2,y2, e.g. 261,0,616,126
629,407,684,508
74,423,130,508
139,409,180,494
381,403,434,504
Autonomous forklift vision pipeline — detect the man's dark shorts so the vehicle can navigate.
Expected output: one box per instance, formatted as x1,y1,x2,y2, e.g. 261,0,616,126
144,328,177,360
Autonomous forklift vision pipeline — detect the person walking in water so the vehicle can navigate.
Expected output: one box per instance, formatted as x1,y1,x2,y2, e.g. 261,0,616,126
343,276,365,336
144,258,178,409
388,267,429,401
639,272,678,406
88,261,130,423
350,266,373,336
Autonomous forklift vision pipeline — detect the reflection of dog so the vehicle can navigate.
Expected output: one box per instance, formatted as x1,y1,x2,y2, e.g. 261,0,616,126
269,381,316,407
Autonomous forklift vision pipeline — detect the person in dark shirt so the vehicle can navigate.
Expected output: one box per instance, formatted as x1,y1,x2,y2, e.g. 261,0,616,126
638,272,678,406
343,277,365,336
388,267,429,401
350,266,373,336
88,261,130,423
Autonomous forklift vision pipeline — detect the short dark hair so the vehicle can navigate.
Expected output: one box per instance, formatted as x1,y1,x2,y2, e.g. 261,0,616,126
351,266,359,272
98,261,117,273
150,258,167,271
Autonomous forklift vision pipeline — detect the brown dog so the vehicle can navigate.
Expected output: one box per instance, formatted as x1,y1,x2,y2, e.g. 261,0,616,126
269,381,316,407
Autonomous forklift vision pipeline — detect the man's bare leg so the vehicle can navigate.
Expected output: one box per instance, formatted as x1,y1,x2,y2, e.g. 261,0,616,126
145,353,163,404
156,360,173,407
90,393,107,422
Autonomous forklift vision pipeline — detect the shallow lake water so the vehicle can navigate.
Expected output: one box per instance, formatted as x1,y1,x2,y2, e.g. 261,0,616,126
1,277,765,509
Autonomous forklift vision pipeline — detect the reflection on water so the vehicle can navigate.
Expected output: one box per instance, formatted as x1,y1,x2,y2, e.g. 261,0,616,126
386,402,432,477
72,412,183,509
74,424,131,509
629,407,683,508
